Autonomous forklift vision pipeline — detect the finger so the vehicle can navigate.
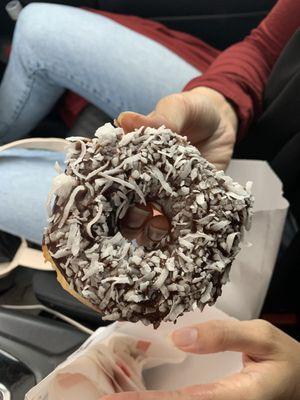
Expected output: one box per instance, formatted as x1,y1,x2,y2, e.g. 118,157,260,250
101,390,188,400
154,92,220,142
146,215,170,242
117,94,190,134
136,214,170,246
171,319,280,359
119,204,153,240
181,377,263,400
122,204,153,229
117,111,170,133
101,378,259,400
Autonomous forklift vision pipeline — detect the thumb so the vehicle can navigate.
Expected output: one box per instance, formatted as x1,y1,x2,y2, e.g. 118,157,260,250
171,319,279,359
117,111,171,134
117,111,165,133
181,377,262,400
116,94,190,134
101,378,260,400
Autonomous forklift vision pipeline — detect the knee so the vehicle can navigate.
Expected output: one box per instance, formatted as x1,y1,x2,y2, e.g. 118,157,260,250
13,3,58,64
15,3,46,43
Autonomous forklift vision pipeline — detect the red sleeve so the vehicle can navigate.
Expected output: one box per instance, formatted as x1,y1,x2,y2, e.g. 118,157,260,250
184,0,300,138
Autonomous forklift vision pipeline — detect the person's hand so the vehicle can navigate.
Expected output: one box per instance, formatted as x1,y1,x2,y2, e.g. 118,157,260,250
118,87,238,244
102,319,300,400
117,87,238,171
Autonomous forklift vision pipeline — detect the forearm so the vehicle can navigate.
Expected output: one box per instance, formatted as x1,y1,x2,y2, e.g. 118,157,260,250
184,0,300,138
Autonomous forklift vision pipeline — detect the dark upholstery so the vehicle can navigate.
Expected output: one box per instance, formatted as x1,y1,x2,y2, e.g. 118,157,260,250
2,0,277,48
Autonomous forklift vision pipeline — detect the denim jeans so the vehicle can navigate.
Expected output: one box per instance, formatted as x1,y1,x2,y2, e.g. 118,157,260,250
0,3,200,243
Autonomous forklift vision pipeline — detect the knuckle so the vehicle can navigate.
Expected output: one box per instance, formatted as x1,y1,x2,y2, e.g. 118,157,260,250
173,390,185,400
157,93,182,108
136,393,146,400
254,320,274,339
153,391,184,400
253,319,278,351
209,320,231,350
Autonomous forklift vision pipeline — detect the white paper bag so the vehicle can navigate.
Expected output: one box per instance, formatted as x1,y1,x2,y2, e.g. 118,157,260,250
217,160,289,320
26,307,242,400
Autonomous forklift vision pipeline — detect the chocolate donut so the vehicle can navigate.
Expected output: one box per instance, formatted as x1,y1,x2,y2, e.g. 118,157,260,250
44,123,253,327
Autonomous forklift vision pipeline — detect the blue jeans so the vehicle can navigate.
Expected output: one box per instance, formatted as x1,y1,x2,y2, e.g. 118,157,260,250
0,3,200,243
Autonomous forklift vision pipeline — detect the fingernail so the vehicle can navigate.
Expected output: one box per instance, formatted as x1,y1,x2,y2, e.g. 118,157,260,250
150,202,163,216
172,328,198,347
148,225,168,242
116,112,126,126
117,111,137,127
148,216,170,242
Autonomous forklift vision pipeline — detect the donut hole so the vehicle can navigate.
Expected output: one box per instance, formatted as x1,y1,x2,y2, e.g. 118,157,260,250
117,200,170,246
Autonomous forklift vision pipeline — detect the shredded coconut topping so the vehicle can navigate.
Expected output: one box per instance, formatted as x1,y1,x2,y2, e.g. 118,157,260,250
44,123,253,328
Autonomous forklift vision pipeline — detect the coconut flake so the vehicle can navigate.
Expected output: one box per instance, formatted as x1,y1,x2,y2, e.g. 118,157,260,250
82,262,104,280
72,140,87,166
85,243,99,254
153,268,169,289
196,193,207,208
47,173,77,214
95,123,120,146
200,282,213,303
86,203,103,239
66,223,81,256
58,185,85,228
209,220,231,231
124,292,144,303
226,232,239,252
85,161,110,180
98,172,136,192
119,131,137,147
149,166,174,195
177,251,193,264
178,237,194,250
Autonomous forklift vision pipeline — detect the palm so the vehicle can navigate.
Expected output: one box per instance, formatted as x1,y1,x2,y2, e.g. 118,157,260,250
154,91,236,171
119,88,237,171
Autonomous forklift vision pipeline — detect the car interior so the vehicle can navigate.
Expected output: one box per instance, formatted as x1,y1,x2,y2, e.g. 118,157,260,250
1,1,298,399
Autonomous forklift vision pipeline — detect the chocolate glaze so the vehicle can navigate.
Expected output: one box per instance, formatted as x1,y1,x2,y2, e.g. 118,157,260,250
44,124,253,327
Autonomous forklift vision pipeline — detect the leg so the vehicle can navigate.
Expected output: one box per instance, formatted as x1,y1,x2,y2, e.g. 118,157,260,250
0,148,65,244
0,3,200,144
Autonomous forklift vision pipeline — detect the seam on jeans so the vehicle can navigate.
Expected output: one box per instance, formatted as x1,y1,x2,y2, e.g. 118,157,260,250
6,64,125,137
12,36,126,124
45,65,127,112
9,68,49,124
38,58,126,111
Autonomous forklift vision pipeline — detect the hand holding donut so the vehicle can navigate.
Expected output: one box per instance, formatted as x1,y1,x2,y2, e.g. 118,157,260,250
118,87,238,245
117,87,238,172
102,319,300,400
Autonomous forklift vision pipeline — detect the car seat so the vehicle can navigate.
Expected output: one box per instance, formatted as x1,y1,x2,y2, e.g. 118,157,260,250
33,270,111,329
0,307,88,400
